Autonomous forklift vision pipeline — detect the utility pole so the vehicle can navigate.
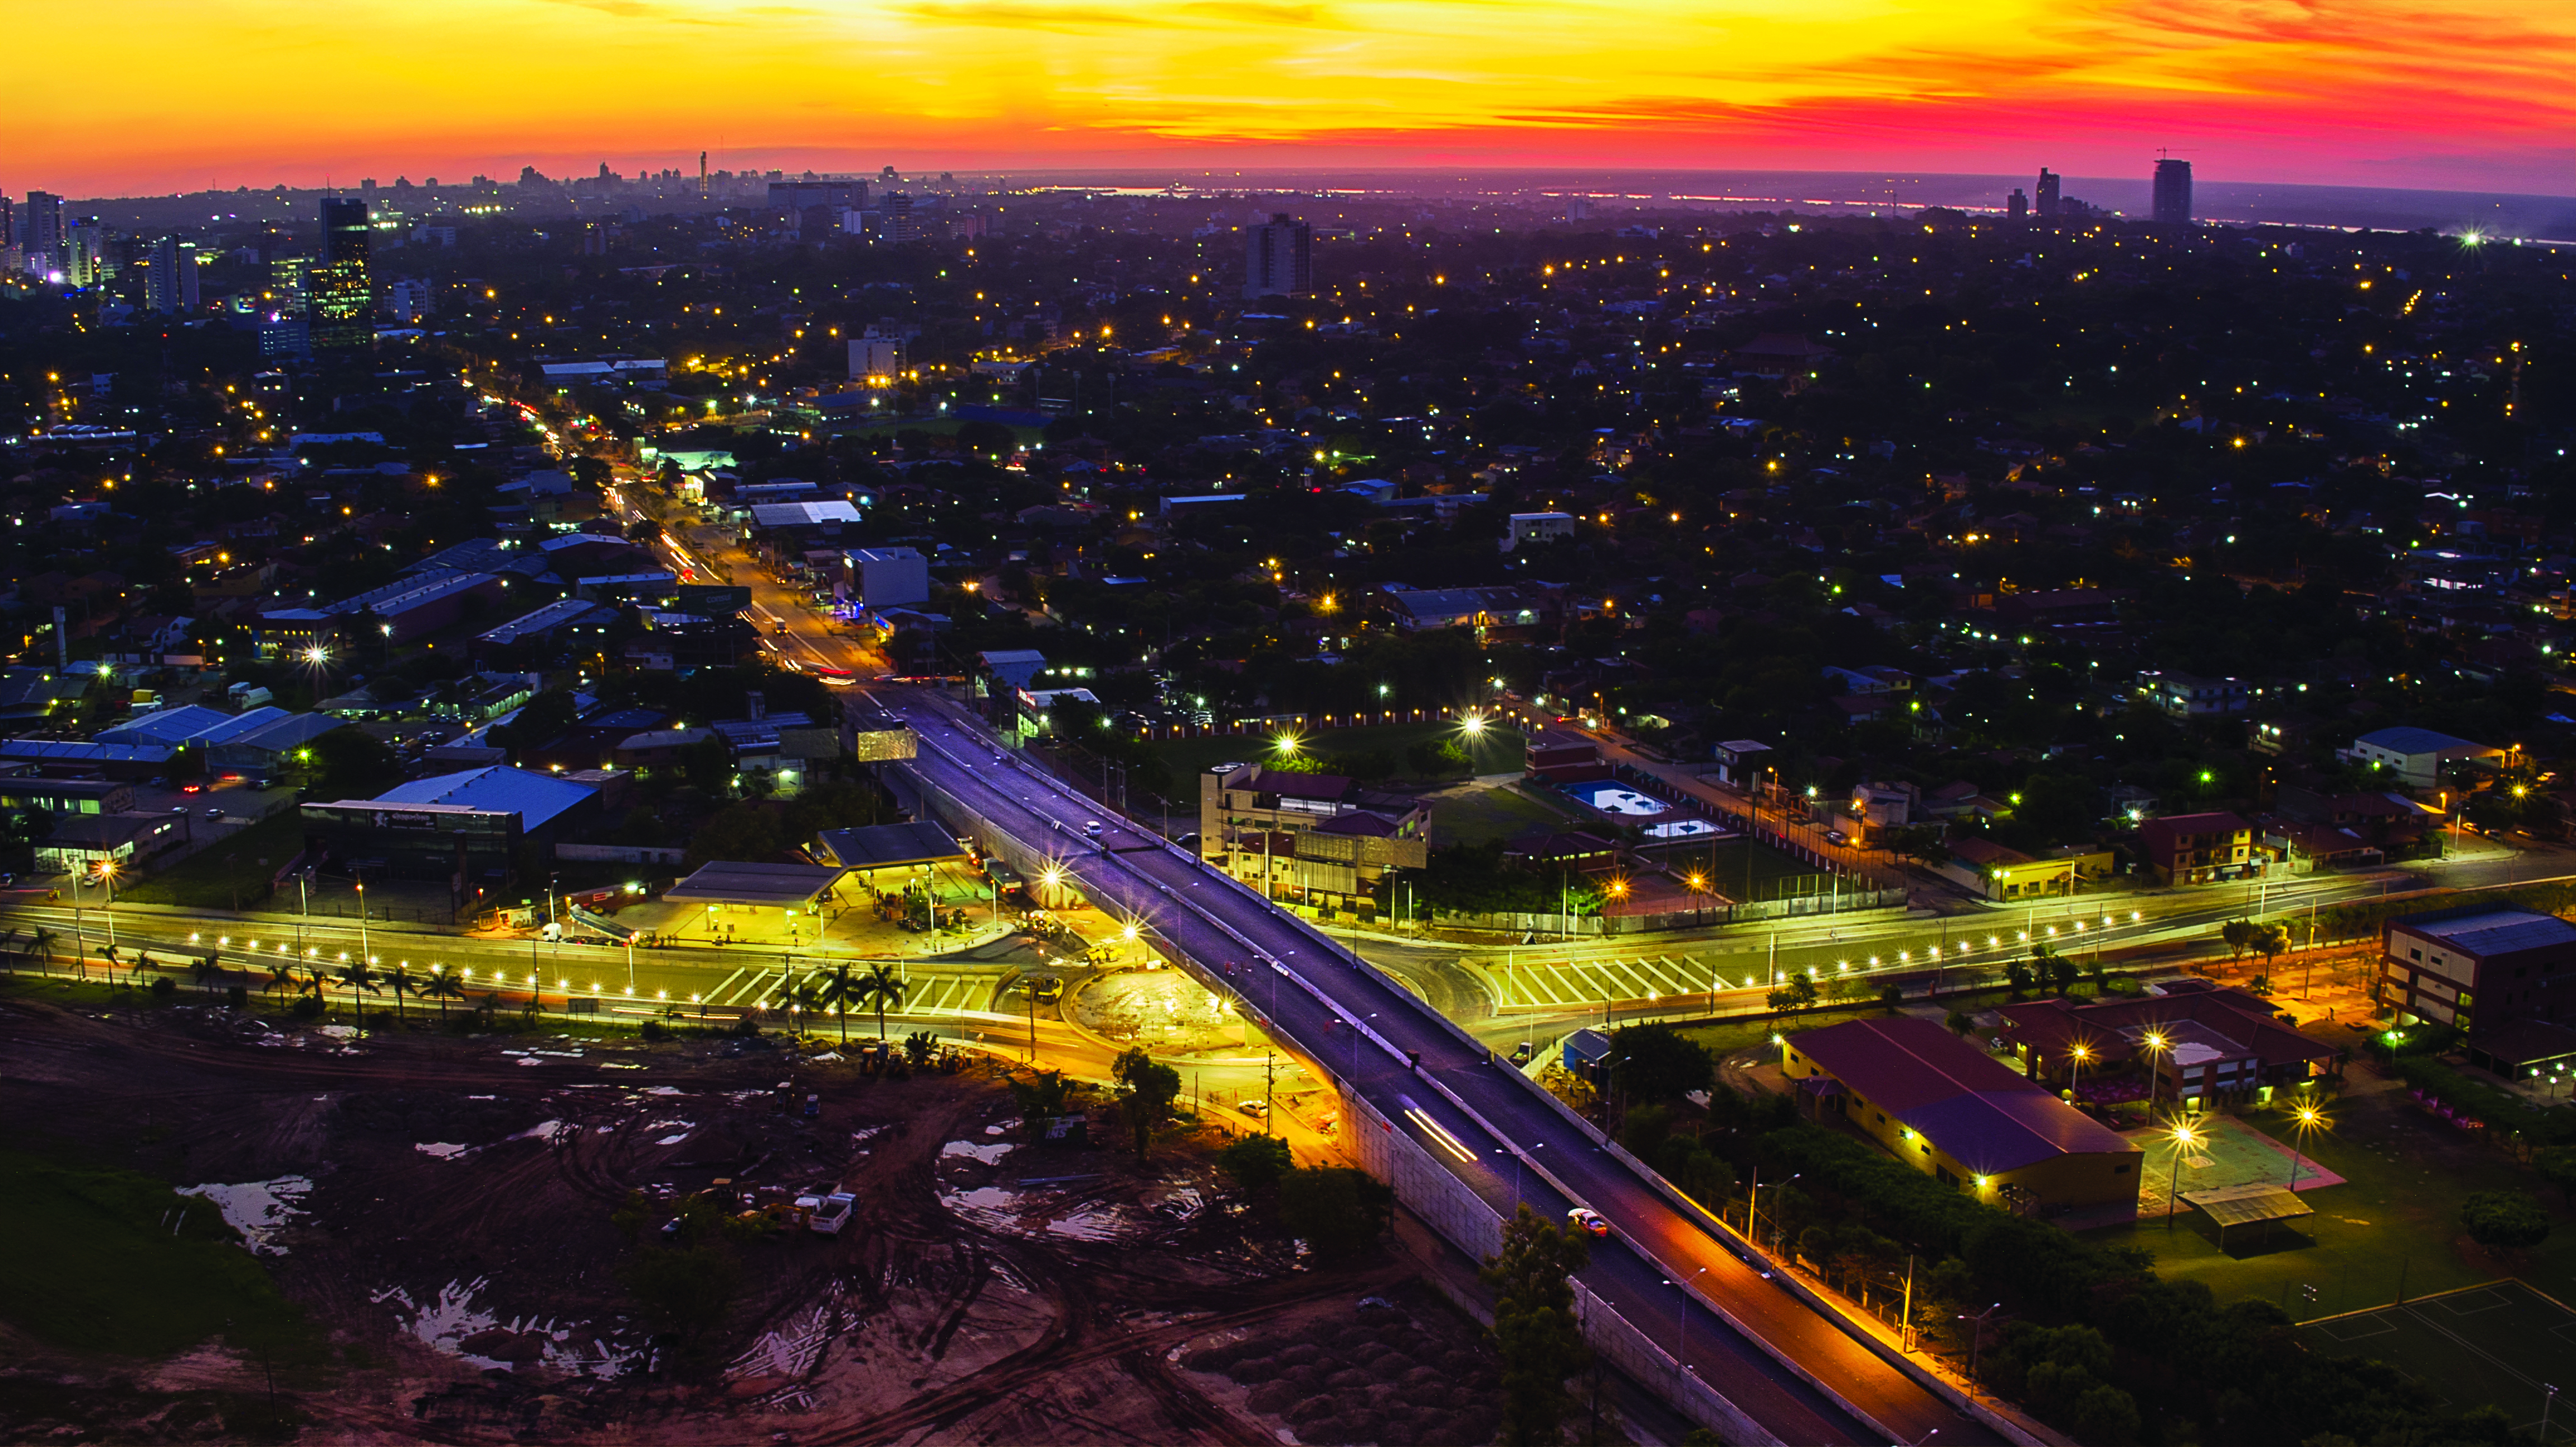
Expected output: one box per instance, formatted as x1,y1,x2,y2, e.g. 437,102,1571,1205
1263,1052,1276,1136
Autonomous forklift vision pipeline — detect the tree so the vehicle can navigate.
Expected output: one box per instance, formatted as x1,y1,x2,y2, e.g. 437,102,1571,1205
2460,1191,2552,1250
2042,946,2078,996
2252,923,2289,973
814,962,857,1043
307,726,404,799
1007,1068,1074,1132
1216,1133,1294,1192
614,1191,745,1356
2220,919,2257,963
489,688,580,754
421,969,466,1017
1481,1203,1592,1447
902,1030,936,1068
1278,1165,1395,1262
265,958,297,998
190,953,226,996
854,963,908,1040
2536,1146,2576,1207
381,964,412,1026
334,958,380,1020
1766,973,1819,1015
1112,1045,1182,1159
1947,1009,1978,1036
1609,1021,1715,1103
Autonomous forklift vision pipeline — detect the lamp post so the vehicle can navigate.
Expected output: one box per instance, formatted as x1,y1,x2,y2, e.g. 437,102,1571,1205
2140,1031,2168,1117
1662,1265,1709,1362
1960,1303,2003,1397
2166,1123,2203,1230
2286,1104,2326,1191
353,879,371,967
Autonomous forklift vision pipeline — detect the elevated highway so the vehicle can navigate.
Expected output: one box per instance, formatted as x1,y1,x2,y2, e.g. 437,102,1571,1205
872,685,2013,1447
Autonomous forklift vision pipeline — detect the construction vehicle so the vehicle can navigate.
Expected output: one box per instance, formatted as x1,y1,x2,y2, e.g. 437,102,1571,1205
805,1192,856,1236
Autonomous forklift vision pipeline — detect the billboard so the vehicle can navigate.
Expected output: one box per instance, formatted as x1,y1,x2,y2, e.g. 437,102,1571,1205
674,584,752,617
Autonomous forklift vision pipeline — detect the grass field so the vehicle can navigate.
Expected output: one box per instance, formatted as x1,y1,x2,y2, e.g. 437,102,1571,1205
116,814,304,910
2081,1086,2576,1383
2300,1281,2576,1441
0,1150,316,1361
1429,784,1589,846
1155,720,1528,787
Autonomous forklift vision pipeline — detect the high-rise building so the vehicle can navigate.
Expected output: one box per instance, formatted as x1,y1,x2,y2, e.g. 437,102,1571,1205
21,191,66,274
66,221,115,287
2153,158,2194,226
309,198,374,351
142,237,201,312
2008,189,2028,224
1244,213,1311,300
2034,169,2061,222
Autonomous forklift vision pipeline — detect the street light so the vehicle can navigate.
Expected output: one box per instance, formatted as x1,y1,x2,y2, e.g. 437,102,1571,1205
2286,1104,2327,1191
2140,1031,2169,1115
1662,1265,1709,1361
2166,1122,2204,1230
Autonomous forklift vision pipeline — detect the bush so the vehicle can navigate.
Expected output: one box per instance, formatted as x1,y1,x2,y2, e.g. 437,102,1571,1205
2398,1057,2576,1145
640,1020,667,1042
1217,1133,1294,1191
2460,1190,2552,1249
1278,1166,1394,1262
148,975,178,1000
289,995,323,1020
225,984,249,1008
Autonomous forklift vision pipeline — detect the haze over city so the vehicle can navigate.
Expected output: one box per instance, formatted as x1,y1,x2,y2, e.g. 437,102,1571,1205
4,4,2575,1447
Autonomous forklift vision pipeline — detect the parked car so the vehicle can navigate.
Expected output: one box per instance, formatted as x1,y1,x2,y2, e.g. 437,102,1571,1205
1238,1099,1270,1119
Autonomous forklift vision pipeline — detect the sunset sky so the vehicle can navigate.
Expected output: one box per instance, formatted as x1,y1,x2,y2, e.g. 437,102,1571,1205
21,0,2576,198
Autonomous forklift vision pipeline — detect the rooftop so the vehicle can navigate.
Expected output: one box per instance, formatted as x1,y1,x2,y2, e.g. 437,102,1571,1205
662,860,847,907
367,765,599,832
1790,1015,2136,1175
2391,907,2576,957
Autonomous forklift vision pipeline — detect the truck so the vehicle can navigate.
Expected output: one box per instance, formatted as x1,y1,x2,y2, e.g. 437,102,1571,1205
806,1192,856,1236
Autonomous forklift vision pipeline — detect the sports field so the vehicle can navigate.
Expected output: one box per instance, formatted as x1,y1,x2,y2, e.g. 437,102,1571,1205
2300,1280,2576,1441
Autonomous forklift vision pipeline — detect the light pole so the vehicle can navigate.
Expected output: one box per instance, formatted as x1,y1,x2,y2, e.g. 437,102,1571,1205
2286,1104,2326,1191
354,879,371,967
1662,1266,1707,1361
2166,1122,2203,1230
95,862,119,959
1960,1303,2002,1397
2140,1031,2168,1118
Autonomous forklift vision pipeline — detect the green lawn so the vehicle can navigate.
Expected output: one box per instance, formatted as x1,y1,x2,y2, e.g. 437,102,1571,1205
2078,1091,2576,1334
1430,784,1590,846
2299,1281,2575,1437
117,814,305,910
0,1150,318,1361
1156,720,1528,787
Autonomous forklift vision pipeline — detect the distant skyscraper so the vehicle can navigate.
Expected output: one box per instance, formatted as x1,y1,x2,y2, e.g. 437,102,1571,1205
2034,169,2060,222
1244,213,1311,300
21,190,66,274
143,237,200,312
2008,189,2028,224
309,197,374,351
2153,158,2194,225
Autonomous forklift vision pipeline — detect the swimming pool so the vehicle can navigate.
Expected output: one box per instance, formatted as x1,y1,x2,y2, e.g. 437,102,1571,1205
1567,782,1672,816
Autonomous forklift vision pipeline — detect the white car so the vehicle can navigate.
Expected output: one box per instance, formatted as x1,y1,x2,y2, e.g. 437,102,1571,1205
1085,820,1104,838
1238,1099,1270,1118
1567,1207,1610,1238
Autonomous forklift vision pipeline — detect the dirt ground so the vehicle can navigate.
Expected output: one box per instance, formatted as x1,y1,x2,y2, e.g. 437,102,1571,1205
0,984,1507,1446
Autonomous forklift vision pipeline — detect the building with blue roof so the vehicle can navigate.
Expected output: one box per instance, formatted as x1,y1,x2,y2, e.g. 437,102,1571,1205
302,765,601,883
1782,1015,2141,1215
2348,726,2502,787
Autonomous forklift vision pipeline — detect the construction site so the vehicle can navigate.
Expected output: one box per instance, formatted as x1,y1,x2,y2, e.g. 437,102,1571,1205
0,974,1551,1446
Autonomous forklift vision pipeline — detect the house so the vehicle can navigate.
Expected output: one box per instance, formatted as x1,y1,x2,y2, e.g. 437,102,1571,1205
1380,585,1539,633
2135,671,2248,718
1780,1016,2142,1213
1525,729,1609,784
1936,837,2076,900
1995,981,2341,1112
1501,512,1576,552
1711,739,1771,788
2379,905,2576,1036
2138,811,2256,885
2346,727,2503,787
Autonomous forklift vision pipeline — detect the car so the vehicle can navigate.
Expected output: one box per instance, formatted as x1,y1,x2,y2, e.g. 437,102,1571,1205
1084,820,1104,838
1567,1207,1610,1238
1238,1099,1270,1118
1823,829,1850,846
204,807,225,820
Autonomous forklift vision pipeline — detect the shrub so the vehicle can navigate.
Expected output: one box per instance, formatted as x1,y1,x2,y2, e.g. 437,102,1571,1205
640,1020,667,1042
289,995,323,1019
2460,1190,2552,1249
225,984,249,1008
148,975,178,1000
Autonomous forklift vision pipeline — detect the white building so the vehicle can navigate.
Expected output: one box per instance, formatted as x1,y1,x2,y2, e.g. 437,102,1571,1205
1501,511,1576,551
2348,727,2502,787
847,547,930,610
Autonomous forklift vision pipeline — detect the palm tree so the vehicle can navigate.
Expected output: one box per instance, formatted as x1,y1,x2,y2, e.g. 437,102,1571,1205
381,965,413,1026
27,927,53,975
855,963,908,1040
191,954,226,996
335,959,380,1027
421,970,466,1018
267,959,297,998
815,963,857,1044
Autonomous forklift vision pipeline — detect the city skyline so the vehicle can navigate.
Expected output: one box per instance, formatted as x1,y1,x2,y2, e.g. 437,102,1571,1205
13,0,2575,198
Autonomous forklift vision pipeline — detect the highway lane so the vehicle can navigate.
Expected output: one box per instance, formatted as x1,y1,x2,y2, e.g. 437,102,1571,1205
876,686,1998,1447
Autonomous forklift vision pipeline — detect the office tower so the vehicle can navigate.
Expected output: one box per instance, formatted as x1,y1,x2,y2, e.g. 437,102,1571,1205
1567,196,1592,221
2153,158,2194,225
309,197,374,351
2034,169,2060,222
0,194,12,254
1244,213,1311,300
66,222,114,287
2008,189,2027,224
22,191,66,273
143,237,200,312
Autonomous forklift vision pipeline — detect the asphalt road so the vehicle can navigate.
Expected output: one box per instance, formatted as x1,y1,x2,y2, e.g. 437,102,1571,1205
871,684,1998,1447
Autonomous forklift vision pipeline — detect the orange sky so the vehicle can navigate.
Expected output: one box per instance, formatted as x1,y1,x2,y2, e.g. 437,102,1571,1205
18,0,2576,197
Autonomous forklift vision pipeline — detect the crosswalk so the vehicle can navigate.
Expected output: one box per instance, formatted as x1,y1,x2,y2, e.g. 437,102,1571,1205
1481,953,1770,1009
684,966,996,1016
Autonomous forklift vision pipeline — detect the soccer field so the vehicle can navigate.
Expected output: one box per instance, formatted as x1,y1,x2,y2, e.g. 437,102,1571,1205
2300,1280,2576,1440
